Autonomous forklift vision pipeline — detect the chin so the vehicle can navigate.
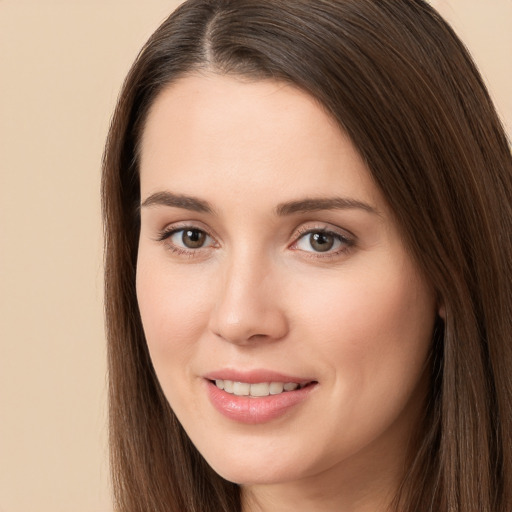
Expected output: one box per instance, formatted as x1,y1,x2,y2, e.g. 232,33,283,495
209,459,303,486
196,437,324,487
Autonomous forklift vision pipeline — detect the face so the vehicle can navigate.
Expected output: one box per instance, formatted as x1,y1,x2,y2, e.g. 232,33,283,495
137,73,437,500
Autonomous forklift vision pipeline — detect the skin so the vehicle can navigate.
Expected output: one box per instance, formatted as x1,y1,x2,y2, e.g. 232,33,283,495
136,73,438,512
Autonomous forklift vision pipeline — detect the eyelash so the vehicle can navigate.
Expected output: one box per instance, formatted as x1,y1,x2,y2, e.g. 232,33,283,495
156,224,355,260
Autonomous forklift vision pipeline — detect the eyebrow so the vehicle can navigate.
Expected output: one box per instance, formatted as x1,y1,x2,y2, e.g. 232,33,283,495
275,197,379,216
140,191,214,214
140,191,379,217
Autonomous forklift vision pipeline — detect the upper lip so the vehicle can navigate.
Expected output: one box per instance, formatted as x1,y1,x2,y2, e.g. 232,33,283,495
203,369,316,385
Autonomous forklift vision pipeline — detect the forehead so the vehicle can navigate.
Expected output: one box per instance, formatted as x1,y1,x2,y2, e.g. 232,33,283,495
139,72,381,209
140,73,341,155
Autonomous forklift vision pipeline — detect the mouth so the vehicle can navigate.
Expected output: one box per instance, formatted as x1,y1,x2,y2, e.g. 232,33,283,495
210,379,315,397
204,373,318,424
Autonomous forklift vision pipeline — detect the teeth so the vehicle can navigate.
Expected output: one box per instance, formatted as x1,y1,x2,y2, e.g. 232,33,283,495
269,382,284,394
250,382,270,397
213,379,307,397
233,381,250,396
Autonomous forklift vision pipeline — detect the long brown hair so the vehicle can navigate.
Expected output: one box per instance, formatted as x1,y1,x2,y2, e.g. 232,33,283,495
102,1,512,510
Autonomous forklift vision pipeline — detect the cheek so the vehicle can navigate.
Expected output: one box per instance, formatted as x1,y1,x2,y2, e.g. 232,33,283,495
285,263,436,462
135,257,212,373
294,261,436,387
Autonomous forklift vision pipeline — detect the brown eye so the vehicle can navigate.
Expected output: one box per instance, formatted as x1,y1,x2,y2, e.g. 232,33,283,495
309,232,335,252
162,227,215,255
181,229,207,248
294,228,351,256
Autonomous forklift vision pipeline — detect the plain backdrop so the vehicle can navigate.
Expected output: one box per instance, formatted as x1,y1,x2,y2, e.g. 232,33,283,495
0,1,510,511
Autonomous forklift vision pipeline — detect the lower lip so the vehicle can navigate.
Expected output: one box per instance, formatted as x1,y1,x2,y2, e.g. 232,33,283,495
206,380,316,424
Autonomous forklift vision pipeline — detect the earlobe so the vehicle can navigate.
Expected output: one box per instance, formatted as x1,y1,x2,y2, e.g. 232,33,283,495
438,301,446,321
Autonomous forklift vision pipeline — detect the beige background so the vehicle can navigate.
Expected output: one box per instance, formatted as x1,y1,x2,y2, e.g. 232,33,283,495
0,1,510,511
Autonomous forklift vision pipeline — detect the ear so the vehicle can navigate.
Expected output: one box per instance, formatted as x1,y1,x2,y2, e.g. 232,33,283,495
437,300,446,320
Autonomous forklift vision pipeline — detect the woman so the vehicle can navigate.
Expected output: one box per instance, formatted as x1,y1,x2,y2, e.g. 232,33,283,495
102,1,512,510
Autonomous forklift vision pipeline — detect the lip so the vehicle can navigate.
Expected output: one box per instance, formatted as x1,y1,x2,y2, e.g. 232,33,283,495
204,369,315,385
203,369,317,424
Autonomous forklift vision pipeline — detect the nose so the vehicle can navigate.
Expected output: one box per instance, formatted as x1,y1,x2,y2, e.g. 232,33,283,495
208,255,289,345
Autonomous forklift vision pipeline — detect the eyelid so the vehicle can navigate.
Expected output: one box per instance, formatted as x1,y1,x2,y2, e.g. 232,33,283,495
156,220,217,242
291,223,355,242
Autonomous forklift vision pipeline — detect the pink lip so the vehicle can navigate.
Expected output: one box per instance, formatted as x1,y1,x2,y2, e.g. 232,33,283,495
203,369,317,424
204,369,315,385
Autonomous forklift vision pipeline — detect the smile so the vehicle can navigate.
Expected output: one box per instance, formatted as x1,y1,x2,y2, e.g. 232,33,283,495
206,378,318,424
213,379,310,397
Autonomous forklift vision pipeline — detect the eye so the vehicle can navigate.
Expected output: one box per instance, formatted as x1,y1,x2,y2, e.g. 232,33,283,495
293,228,353,255
173,228,209,249
301,232,337,252
158,226,215,252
